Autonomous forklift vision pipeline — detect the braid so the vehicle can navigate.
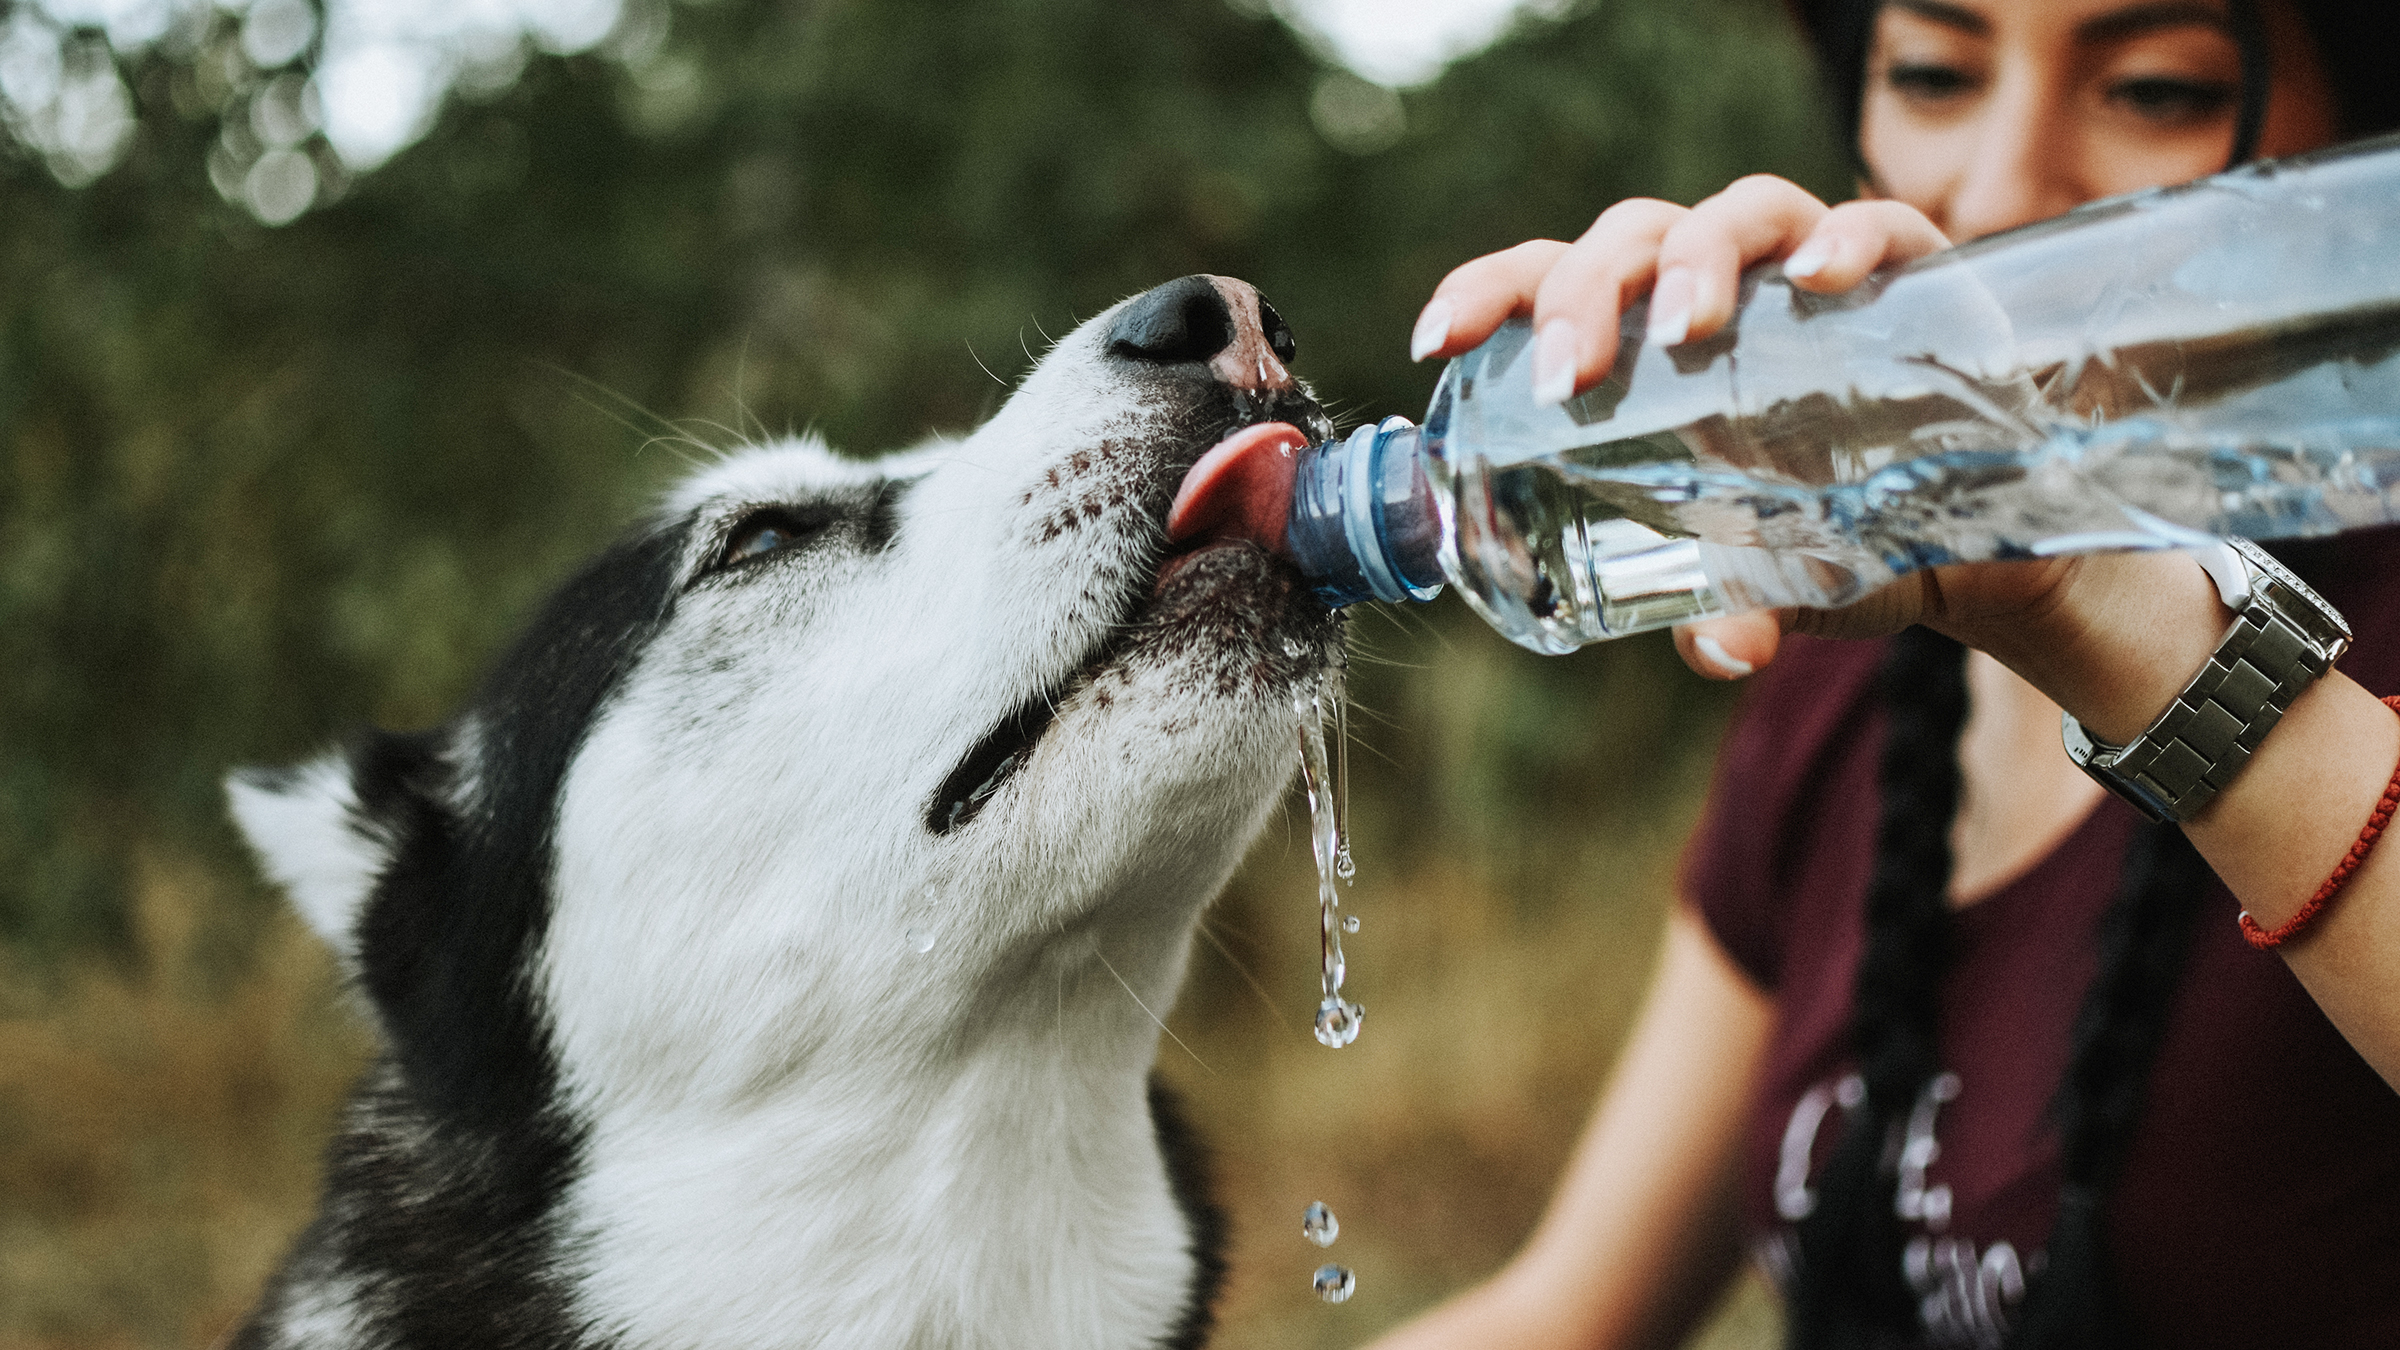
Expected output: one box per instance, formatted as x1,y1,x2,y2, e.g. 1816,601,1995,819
1785,629,2215,1350
1786,626,1969,1349
2002,825,2211,1350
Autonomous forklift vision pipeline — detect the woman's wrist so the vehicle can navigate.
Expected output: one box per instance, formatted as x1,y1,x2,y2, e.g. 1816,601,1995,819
1958,550,2231,746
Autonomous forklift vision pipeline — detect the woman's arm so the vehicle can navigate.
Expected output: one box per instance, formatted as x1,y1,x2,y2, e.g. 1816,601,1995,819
1365,905,1774,1350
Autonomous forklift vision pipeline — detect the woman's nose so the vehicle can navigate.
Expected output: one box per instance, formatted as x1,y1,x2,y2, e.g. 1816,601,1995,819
1938,76,2086,240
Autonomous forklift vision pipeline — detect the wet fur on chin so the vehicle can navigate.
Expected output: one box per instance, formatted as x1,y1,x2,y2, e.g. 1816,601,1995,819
223,286,1339,1349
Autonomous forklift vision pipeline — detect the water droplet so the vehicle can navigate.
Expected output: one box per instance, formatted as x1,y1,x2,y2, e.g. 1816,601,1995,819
1342,914,1360,933
1313,1263,1356,1303
1282,636,1307,659
1313,997,1362,1048
1334,844,1356,882
905,926,936,954
1303,1201,1339,1247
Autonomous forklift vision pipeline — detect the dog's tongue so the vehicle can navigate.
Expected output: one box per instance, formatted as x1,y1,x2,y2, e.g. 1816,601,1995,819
1167,422,1311,555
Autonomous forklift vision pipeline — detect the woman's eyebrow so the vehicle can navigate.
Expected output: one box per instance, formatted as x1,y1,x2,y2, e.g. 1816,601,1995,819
1888,1,1991,37
2076,2,2233,44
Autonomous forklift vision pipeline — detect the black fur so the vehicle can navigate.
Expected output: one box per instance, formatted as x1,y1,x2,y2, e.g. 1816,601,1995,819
237,518,691,1348
1147,1077,1229,1350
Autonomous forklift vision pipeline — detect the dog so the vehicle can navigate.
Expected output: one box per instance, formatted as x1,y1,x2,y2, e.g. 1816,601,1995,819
224,275,1340,1349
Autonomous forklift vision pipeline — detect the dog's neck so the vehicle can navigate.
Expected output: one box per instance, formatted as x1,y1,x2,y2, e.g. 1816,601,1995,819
543,885,1212,1350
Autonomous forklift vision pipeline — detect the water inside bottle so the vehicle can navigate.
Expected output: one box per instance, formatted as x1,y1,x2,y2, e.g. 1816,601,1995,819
1438,298,2400,655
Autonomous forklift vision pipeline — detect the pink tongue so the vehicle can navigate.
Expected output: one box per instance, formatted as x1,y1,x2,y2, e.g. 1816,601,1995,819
1167,422,1310,555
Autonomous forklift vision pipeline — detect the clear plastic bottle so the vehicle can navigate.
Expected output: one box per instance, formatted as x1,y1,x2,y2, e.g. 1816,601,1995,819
1286,134,2400,655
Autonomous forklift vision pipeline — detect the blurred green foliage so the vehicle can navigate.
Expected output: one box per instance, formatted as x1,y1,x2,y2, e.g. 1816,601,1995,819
0,1,1851,1342
1,0,1843,966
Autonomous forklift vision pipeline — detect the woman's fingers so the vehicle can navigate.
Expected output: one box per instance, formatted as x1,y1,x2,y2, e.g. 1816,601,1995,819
1674,571,1944,680
1412,179,1950,402
1675,612,1785,680
1413,240,1571,362
1653,176,1832,344
1412,197,1688,391
1781,199,1953,294
1523,198,1688,398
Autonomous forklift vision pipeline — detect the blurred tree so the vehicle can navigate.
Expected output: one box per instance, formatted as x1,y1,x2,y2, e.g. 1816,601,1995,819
0,0,1841,961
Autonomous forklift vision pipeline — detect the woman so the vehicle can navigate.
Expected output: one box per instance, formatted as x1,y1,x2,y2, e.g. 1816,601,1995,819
1373,2,2400,1347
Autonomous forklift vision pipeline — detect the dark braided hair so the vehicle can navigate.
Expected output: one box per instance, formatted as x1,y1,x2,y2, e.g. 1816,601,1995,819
1782,631,2215,1350
1784,626,1966,1348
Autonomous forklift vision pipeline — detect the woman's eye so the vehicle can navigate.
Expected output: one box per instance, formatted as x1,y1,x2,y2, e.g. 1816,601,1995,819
1886,61,1978,103
2108,76,2237,126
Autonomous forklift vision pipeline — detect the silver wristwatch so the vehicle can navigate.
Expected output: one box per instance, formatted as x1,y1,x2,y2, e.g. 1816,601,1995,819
2061,538,2350,824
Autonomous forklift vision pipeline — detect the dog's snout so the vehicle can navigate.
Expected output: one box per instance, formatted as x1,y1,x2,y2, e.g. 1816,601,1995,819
1109,274,1297,394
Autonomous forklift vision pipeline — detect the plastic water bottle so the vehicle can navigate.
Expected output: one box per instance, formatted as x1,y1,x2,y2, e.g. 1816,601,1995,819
1284,133,2400,655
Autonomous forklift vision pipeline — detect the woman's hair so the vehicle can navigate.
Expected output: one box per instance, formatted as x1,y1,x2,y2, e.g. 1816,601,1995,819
1783,630,2214,1350
1786,0,2400,178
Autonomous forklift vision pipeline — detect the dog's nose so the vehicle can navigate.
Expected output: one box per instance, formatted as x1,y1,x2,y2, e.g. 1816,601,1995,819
1108,275,1297,393
1109,276,1233,365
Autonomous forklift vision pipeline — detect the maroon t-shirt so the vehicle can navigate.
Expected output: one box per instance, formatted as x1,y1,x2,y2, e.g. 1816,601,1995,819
1683,530,2400,1350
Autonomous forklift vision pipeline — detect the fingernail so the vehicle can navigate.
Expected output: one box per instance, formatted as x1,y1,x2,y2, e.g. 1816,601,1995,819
1410,300,1453,362
1647,267,1694,346
1784,238,1834,279
1531,319,1579,405
1694,634,1754,679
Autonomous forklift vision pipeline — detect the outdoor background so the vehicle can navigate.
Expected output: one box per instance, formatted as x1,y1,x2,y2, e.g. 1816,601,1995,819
0,0,1847,1344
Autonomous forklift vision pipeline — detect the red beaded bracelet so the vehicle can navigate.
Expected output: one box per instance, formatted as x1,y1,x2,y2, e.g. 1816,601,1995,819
2238,693,2400,951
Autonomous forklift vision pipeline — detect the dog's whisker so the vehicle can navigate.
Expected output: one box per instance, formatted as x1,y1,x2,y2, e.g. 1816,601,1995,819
1196,919,1292,1033
1090,944,1214,1076
965,340,1013,390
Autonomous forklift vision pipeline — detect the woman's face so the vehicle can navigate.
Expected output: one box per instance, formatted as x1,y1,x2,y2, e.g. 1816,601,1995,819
1859,0,2341,240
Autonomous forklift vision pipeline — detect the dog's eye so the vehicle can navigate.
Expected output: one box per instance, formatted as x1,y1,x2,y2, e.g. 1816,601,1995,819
717,509,831,571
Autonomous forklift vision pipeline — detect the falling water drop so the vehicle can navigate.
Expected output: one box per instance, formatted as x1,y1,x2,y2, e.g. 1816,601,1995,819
905,926,936,954
1313,996,1362,1048
1302,1201,1339,1247
1313,1264,1356,1303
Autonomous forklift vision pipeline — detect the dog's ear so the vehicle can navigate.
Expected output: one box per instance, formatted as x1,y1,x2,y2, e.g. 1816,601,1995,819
226,753,393,956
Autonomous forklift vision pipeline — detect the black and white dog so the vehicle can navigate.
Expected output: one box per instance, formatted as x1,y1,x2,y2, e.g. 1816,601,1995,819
226,276,1339,1349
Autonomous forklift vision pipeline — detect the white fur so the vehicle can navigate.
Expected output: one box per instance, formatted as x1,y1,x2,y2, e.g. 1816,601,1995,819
226,755,388,958
543,313,1310,1347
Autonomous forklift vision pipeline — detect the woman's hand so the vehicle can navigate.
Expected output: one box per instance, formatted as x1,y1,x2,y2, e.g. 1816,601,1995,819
1413,176,1958,683
1412,175,1949,400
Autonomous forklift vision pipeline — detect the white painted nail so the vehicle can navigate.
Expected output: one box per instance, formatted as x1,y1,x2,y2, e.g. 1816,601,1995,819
1410,300,1453,362
1784,238,1833,279
1694,633,1754,679
1647,266,1695,347
1531,319,1579,405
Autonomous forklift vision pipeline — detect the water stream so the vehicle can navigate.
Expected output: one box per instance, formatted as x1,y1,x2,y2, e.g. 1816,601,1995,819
1298,669,1362,1050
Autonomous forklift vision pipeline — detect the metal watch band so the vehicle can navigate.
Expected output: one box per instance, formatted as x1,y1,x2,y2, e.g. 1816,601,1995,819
2061,539,2352,825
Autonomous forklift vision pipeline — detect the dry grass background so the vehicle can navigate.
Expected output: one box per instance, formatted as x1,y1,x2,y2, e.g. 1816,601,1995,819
0,616,1779,1350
